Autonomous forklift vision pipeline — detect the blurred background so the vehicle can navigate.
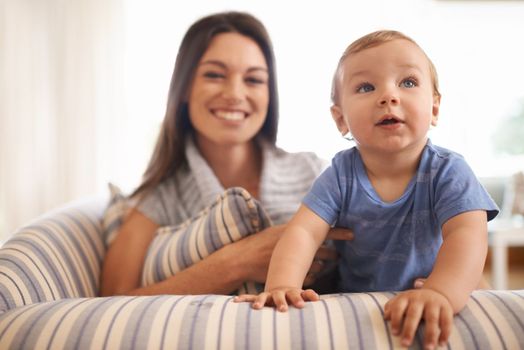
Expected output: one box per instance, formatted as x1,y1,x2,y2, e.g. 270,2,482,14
1,0,524,238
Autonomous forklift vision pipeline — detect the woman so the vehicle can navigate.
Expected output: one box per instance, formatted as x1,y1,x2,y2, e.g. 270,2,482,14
100,11,351,296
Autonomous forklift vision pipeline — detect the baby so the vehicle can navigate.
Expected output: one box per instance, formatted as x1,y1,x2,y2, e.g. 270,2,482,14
235,30,499,349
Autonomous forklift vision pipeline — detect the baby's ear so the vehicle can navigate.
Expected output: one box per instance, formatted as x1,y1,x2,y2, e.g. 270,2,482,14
431,94,441,126
331,105,349,135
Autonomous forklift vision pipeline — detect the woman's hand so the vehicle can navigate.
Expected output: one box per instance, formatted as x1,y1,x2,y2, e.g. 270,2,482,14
304,228,353,286
233,225,353,285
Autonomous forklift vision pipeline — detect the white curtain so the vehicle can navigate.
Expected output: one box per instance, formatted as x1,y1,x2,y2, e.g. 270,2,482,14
0,0,124,237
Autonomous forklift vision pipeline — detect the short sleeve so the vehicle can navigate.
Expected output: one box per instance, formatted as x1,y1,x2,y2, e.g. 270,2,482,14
433,156,499,227
302,153,346,226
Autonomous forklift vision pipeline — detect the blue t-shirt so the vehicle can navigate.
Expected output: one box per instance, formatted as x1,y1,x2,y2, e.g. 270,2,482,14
303,140,499,292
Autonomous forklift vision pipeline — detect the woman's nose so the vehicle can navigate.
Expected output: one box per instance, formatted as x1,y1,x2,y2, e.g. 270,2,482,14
222,77,244,103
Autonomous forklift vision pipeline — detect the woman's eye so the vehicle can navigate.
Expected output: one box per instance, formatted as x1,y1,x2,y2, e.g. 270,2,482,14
356,83,374,93
401,78,417,88
203,71,225,79
245,77,266,85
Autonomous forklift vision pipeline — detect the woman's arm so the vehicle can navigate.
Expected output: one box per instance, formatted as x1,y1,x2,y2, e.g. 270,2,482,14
101,207,352,296
100,209,286,296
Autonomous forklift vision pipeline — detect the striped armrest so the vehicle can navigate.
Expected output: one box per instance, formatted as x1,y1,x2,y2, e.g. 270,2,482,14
0,290,522,349
0,199,105,313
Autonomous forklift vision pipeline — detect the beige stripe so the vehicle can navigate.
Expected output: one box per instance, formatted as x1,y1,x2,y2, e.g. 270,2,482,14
260,306,275,350
473,293,520,349
195,216,210,260
321,296,349,348
1,245,57,302
145,296,189,349
463,295,504,349
222,196,242,242
161,295,193,347
311,299,332,349
166,230,182,273
45,220,91,296
0,303,47,348
203,296,229,349
188,217,204,262
88,297,139,350
0,265,29,306
23,229,75,297
500,290,524,309
34,299,88,349
218,298,240,349
214,202,234,245
60,212,104,284
447,321,465,350
358,293,405,349
45,298,100,350
102,297,147,350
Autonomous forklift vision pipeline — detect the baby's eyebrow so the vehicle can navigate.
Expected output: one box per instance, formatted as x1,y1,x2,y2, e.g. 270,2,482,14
398,63,424,73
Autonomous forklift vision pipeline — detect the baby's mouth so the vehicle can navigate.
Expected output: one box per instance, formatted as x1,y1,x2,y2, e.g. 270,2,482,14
376,116,403,126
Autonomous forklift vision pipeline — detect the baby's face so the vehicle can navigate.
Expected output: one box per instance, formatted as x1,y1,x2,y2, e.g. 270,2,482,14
331,39,440,156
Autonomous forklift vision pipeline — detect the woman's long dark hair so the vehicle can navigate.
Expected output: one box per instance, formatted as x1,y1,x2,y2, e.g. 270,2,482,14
132,11,279,199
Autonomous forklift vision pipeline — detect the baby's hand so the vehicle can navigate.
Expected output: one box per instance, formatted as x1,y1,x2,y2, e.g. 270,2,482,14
234,287,319,312
384,288,453,350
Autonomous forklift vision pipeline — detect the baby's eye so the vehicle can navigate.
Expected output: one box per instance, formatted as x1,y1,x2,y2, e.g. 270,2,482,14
400,78,417,88
203,71,225,79
356,83,374,93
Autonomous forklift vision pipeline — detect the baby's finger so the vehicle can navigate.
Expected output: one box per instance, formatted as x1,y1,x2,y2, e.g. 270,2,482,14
422,304,441,350
233,294,257,303
252,292,271,309
308,259,324,274
413,278,426,289
400,302,424,347
301,289,320,302
287,290,306,309
272,290,289,312
326,228,354,241
314,246,338,261
385,297,408,335
438,305,453,347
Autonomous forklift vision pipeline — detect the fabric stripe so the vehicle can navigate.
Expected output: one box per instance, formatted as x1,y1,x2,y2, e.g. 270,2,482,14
364,292,398,349
0,291,523,349
0,200,103,312
44,298,97,349
217,296,240,350
456,312,480,350
141,188,269,296
161,295,194,348
472,293,521,349
342,294,365,350
0,303,42,347
323,297,351,348
147,295,187,349
470,294,508,349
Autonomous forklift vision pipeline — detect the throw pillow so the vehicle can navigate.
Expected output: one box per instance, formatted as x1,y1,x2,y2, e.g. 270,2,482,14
141,187,272,294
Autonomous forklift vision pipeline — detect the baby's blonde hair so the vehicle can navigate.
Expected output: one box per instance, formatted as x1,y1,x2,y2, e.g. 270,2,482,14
331,30,441,104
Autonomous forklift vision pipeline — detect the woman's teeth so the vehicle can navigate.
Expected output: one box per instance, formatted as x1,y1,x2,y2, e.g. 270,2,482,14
215,111,244,121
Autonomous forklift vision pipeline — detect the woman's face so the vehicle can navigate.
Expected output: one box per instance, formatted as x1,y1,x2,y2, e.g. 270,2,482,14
188,32,269,149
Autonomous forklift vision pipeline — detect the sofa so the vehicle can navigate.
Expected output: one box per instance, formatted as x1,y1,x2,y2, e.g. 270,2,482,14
0,198,523,349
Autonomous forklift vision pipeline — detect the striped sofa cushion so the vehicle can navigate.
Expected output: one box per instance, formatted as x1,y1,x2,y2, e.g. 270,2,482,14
141,187,272,294
0,290,522,349
0,200,105,313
